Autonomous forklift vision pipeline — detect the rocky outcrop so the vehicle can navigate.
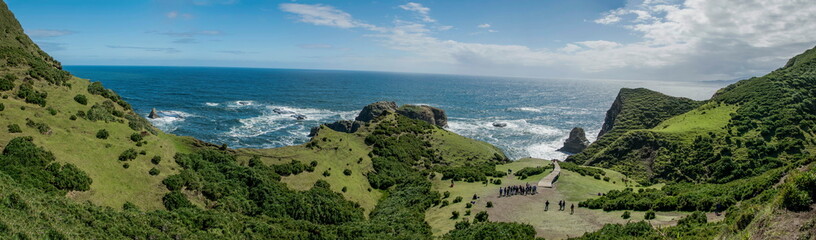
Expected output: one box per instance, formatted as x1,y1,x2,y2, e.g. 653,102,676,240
558,127,590,153
355,101,397,122
308,120,364,137
597,94,622,138
396,104,447,127
148,108,159,119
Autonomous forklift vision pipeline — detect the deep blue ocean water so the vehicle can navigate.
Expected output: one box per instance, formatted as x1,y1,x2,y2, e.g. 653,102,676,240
65,66,726,160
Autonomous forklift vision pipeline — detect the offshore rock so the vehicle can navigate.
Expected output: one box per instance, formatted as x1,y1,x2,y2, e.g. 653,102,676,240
558,127,590,153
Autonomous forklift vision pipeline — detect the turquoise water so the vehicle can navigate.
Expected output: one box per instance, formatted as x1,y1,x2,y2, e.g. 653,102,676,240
65,66,725,160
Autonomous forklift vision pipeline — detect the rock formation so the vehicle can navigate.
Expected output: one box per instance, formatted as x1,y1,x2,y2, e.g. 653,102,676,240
148,108,159,119
396,104,447,127
355,101,397,122
558,127,590,153
308,120,364,137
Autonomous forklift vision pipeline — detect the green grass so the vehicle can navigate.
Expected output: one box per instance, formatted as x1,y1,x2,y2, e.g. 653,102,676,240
0,77,183,210
653,102,737,138
236,127,383,215
428,128,507,166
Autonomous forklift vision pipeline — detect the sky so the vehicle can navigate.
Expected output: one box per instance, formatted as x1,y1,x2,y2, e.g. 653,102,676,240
6,0,816,81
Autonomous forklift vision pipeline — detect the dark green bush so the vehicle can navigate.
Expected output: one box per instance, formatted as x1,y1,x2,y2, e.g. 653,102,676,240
622,211,631,219
151,155,162,164
95,129,108,139
16,82,46,106
163,191,194,211
118,148,137,161
149,167,160,176
130,133,143,142
7,124,21,133
25,119,50,134
343,169,352,176
0,103,4,111
451,211,460,219
644,210,656,220
73,94,87,105
474,211,489,222
0,74,14,91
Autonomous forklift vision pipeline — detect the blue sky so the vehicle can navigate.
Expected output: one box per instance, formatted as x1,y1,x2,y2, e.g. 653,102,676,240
7,0,816,81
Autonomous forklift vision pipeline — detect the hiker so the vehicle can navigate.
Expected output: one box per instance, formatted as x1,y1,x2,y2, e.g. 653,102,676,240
473,194,478,200
450,179,455,188
545,200,549,211
499,187,503,197
570,204,574,215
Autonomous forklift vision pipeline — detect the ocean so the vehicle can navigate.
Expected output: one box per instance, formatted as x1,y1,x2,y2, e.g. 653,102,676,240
65,66,726,160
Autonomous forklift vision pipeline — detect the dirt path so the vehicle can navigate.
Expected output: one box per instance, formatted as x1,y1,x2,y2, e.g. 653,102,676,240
538,161,560,188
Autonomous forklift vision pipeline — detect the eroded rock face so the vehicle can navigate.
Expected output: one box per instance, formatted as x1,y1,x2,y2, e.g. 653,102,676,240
355,101,397,122
597,95,623,138
308,120,364,137
558,127,590,153
396,105,447,127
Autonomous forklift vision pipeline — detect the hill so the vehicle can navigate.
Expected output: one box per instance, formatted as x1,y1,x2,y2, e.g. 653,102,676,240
565,46,816,239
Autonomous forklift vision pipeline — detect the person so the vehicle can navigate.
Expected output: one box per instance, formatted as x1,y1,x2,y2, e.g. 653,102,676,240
499,187,503,197
570,204,575,215
545,200,549,211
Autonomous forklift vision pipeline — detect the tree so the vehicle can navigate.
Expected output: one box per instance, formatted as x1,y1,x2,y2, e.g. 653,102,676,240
73,94,88,105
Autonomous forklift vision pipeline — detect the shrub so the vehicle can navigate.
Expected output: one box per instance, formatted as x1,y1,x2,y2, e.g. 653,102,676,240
149,167,160,176
122,163,129,169
25,119,50,134
151,155,162,165
130,133,143,142
451,211,460,219
453,196,463,203
17,82,46,106
443,191,451,199
73,94,88,105
474,211,489,222
46,107,57,115
622,211,631,219
96,129,109,139
493,179,502,185
343,169,352,176
310,160,318,167
122,202,139,211
118,148,138,161
644,210,656,220
341,186,347,192
441,200,449,207
163,191,194,211
465,210,471,216
0,103,4,111
69,115,76,120
0,74,14,91
7,124,21,133
486,201,493,208
139,150,146,155
466,203,472,208
677,211,707,226
322,170,330,177
48,163,93,191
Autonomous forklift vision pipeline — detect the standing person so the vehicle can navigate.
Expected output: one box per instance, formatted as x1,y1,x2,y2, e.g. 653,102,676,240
570,204,575,215
499,187,503,197
545,200,549,211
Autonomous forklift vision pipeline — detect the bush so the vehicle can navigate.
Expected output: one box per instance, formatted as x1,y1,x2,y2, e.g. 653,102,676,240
123,163,129,169
492,179,501,185
443,191,451,199
343,169,352,176
453,196,463,203
96,129,109,139
151,155,162,164
466,203,472,208
0,74,14,91
0,103,4,111
69,115,77,120
130,133,143,142
118,148,137,161
486,201,493,208
17,82,46,106
341,186,347,192
441,200,449,207
451,211,460,219
46,107,57,115
149,167,160,176
163,191,194,211
677,211,707,226
25,119,50,134
515,165,551,179
73,94,88,105
474,211,489,222
644,210,656,220
322,170,330,177
7,124,21,133
622,211,631,219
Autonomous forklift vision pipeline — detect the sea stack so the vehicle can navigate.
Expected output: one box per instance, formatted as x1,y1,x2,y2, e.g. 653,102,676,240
148,108,159,119
558,127,590,153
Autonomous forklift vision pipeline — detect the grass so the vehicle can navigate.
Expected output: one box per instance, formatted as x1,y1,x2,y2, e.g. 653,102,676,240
428,128,507,166
0,77,183,210
652,102,737,139
426,158,687,239
236,127,384,215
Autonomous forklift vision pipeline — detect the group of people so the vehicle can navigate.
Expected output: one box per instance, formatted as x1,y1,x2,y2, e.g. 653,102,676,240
544,200,574,214
499,183,537,197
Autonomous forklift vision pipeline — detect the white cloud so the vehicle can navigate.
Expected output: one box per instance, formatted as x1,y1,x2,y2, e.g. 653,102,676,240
477,23,491,28
27,29,74,38
280,1,816,81
399,2,435,23
166,11,193,19
279,3,380,30
166,11,178,19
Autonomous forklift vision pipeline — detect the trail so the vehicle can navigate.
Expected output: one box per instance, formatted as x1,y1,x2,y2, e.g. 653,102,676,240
538,161,560,188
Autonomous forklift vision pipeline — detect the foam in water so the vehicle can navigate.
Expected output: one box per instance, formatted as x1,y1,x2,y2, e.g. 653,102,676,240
205,102,219,107
226,104,358,139
146,110,194,132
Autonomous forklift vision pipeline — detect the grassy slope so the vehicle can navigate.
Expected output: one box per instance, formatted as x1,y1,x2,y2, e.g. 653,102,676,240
0,76,186,210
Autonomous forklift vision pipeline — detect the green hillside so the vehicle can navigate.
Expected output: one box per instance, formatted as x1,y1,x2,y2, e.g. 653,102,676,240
565,46,816,239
